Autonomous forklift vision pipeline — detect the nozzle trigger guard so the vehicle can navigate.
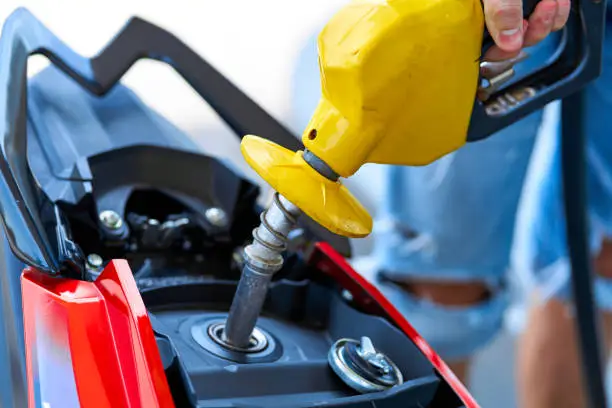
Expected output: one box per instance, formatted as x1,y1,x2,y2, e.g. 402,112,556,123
468,0,606,142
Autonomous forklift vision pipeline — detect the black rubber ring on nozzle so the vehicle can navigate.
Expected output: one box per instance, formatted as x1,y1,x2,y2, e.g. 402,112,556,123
303,149,340,181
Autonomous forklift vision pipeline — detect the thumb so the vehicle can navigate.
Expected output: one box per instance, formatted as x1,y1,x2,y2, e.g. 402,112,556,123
484,0,525,52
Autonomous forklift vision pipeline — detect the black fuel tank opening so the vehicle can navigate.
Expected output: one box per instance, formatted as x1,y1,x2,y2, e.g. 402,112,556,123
190,318,283,364
143,280,446,407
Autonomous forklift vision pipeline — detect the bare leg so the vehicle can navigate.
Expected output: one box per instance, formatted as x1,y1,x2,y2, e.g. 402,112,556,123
400,279,491,384
517,240,612,408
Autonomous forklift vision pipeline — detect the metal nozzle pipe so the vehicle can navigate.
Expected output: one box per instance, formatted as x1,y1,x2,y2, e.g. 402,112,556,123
222,262,274,348
223,193,300,349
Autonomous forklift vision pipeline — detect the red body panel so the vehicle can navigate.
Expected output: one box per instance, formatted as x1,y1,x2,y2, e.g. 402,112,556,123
309,242,480,408
21,244,477,408
22,260,175,408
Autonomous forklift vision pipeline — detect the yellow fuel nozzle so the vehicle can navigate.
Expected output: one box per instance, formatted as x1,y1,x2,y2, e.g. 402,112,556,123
241,136,372,238
242,0,485,238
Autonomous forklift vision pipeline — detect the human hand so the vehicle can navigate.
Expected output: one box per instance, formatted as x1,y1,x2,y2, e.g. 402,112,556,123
484,0,571,60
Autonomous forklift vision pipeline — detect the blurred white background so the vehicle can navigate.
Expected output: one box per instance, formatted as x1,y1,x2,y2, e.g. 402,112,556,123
1,1,347,184
0,3,295,189
1,2,601,407
3,0,341,127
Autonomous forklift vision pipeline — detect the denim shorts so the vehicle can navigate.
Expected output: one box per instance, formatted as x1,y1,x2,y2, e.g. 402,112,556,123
292,24,612,361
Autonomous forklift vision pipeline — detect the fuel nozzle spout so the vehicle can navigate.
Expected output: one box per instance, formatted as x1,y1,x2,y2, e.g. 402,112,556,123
222,193,301,349
221,133,372,349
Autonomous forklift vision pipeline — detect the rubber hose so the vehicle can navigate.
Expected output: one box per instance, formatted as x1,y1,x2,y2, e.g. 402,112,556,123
561,90,608,408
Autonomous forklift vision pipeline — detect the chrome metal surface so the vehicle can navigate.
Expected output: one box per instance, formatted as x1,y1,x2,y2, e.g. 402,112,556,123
190,317,281,364
341,289,354,302
86,253,103,268
205,207,228,228
208,322,269,353
328,337,403,394
480,51,529,79
85,253,104,281
99,210,123,230
478,51,529,101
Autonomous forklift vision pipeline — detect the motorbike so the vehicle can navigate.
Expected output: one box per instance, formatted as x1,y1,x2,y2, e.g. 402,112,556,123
0,3,605,407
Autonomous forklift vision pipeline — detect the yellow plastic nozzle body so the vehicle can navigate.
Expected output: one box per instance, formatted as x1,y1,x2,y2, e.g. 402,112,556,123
242,0,485,238
303,0,485,178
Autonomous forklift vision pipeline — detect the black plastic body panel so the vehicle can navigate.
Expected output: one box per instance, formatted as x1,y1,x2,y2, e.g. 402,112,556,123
0,7,350,275
27,67,206,205
87,145,260,241
143,281,444,408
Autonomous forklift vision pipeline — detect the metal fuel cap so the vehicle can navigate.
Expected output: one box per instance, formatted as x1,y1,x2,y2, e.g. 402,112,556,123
328,336,404,393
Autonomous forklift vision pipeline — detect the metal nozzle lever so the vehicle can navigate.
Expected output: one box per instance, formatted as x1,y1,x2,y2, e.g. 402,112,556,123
478,51,529,101
222,193,301,349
